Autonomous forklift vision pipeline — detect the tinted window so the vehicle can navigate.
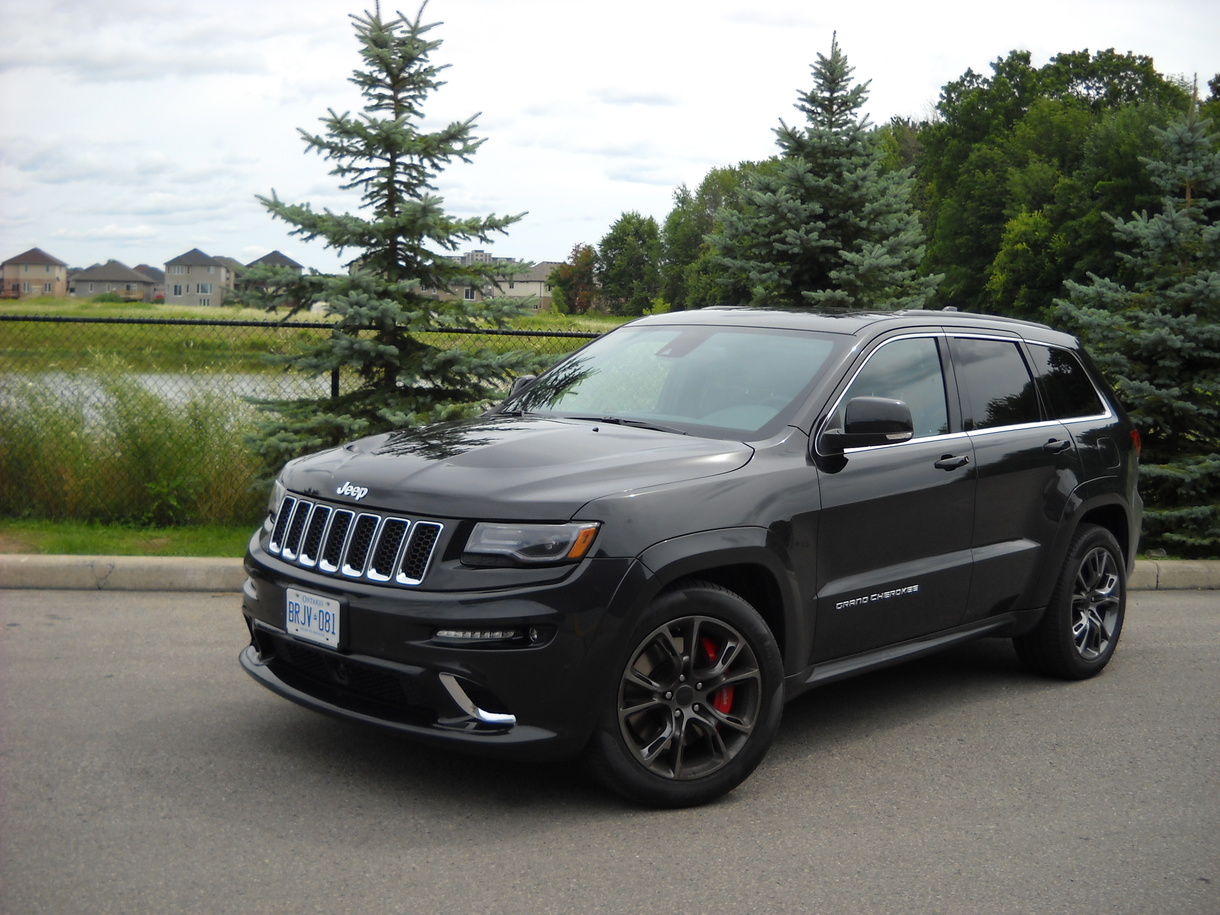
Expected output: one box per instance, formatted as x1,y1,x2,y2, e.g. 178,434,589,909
839,337,949,438
953,338,1041,430
1028,344,1106,419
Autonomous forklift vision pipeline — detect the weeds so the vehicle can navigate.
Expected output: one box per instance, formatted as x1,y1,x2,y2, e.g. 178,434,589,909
0,368,266,525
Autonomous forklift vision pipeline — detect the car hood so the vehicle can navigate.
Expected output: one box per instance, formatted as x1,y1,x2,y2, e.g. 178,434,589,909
280,415,754,520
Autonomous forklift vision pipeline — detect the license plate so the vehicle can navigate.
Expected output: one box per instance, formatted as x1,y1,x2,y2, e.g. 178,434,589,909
285,588,341,649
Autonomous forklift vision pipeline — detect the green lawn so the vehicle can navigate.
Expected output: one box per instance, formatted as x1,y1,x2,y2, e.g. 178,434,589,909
0,520,254,557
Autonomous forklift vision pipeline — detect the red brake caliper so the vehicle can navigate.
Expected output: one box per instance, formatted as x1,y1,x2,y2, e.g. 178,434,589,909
700,636,735,714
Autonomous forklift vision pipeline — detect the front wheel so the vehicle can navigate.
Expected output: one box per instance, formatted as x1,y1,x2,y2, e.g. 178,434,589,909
1014,524,1126,679
584,581,784,808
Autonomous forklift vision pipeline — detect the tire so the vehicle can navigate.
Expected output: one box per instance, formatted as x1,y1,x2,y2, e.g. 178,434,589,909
1014,524,1126,680
584,580,784,808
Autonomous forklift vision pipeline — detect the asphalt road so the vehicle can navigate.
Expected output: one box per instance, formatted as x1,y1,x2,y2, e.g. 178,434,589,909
1,589,1216,915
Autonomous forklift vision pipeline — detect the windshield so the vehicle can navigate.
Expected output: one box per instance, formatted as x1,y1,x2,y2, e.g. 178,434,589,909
505,324,841,439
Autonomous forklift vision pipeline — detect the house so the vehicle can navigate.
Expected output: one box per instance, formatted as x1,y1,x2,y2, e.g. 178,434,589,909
133,265,166,300
1,247,69,298
248,250,304,273
443,250,560,311
69,260,160,302
499,261,561,311
163,248,234,307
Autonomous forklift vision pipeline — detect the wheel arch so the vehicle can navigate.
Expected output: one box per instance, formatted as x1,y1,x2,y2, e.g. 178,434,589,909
636,528,803,674
1077,500,1135,570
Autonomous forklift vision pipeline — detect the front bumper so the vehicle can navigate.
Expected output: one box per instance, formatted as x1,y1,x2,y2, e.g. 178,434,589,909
240,545,643,760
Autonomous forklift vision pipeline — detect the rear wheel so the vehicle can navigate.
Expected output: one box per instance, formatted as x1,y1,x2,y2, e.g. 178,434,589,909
585,581,784,807
1015,524,1126,679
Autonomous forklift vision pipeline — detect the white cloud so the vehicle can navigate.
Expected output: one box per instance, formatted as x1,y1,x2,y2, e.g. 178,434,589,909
0,0,1216,272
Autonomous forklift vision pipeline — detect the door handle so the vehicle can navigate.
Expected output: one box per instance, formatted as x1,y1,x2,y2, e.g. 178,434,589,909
934,454,970,471
1043,439,1073,454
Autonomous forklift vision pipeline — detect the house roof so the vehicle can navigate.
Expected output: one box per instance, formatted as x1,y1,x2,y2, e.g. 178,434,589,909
73,260,157,283
134,264,165,283
3,247,68,268
248,250,304,269
519,261,561,283
165,248,223,267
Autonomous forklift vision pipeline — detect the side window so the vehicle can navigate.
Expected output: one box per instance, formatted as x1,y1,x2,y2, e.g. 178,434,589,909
952,338,1041,430
840,337,949,439
1028,344,1106,419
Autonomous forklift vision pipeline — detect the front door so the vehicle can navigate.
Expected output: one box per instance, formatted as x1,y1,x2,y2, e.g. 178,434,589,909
812,335,976,661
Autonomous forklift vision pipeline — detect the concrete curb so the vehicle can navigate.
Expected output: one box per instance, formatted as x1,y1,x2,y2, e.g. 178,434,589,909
1,555,1218,593
0,555,247,593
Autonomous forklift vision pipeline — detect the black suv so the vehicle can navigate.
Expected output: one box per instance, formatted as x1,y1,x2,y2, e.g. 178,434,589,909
240,308,1142,807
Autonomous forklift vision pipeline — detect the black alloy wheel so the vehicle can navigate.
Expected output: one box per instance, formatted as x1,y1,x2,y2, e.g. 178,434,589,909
585,581,784,807
1015,524,1127,679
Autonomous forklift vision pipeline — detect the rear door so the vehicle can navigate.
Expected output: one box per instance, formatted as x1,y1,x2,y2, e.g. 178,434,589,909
812,333,976,661
947,334,1085,621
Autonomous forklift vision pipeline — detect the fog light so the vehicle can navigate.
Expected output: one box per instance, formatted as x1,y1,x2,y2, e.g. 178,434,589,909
434,628,521,643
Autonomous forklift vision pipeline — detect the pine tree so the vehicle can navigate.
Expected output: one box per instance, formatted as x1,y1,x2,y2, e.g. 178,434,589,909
247,4,535,475
1056,90,1220,557
709,35,939,308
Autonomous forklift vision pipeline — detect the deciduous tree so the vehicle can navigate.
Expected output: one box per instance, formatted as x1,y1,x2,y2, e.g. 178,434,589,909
547,243,598,314
596,212,661,316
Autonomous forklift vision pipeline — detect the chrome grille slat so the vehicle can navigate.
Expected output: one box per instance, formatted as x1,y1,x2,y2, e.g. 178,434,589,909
298,505,332,567
320,510,354,573
266,495,442,588
398,522,443,585
281,500,311,560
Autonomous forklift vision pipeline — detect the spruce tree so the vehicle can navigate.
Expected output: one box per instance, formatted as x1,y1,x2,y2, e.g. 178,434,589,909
247,5,534,475
709,35,939,308
1056,91,1220,557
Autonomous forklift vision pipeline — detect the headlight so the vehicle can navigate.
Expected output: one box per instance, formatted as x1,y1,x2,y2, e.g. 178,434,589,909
269,480,287,517
462,521,600,566
267,478,287,522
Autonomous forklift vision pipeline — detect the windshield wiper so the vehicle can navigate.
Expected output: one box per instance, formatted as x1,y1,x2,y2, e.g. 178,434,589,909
567,415,688,435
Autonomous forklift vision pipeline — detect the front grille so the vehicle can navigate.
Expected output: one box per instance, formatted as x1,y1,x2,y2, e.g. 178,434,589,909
268,494,443,587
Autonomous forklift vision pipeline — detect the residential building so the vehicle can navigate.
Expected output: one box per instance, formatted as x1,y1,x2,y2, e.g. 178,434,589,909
248,250,305,273
1,247,69,298
163,248,234,307
69,260,159,302
133,265,166,300
444,251,560,311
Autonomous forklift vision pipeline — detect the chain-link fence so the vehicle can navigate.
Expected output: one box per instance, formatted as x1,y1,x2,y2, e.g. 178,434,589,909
0,315,600,526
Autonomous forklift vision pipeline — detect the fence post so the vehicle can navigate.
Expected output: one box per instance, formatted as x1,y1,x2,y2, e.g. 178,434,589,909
331,367,340,399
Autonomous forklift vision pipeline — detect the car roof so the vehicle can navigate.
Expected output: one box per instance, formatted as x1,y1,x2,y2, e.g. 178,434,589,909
632,306,1077,346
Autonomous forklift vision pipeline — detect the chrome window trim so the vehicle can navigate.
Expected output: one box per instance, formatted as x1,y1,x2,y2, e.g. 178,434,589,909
817,332,951,456
1025,341,1114,422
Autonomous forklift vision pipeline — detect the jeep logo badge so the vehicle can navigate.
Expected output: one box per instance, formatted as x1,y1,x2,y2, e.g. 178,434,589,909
336,481,369,501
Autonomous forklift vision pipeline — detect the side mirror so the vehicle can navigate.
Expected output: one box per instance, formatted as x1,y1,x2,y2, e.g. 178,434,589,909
820,396,914,454
508,374,537,398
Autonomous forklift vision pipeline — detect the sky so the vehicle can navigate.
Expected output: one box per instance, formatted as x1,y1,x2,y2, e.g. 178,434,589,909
1,0,1216,275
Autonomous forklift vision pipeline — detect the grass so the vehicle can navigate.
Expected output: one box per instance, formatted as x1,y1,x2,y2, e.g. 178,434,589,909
0,370,267,526
1,297,612,372
0,519,253,556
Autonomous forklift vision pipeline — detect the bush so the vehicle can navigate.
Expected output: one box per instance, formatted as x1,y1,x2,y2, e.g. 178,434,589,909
0,371,266,525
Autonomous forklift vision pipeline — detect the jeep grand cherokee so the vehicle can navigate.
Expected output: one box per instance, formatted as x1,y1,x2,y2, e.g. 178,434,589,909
240,307,1142,807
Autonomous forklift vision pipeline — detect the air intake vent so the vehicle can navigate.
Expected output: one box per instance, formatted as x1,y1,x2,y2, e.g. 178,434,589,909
268,495,443,588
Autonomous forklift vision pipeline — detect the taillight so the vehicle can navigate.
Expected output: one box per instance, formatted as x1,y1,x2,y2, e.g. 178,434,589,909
1130,429,1142,456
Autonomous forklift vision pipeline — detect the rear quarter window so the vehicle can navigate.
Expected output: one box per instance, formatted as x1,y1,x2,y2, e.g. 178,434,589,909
1027,343,1107,419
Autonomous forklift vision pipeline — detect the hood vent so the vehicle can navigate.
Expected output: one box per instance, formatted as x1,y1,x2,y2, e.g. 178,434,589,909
268,494,443,587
